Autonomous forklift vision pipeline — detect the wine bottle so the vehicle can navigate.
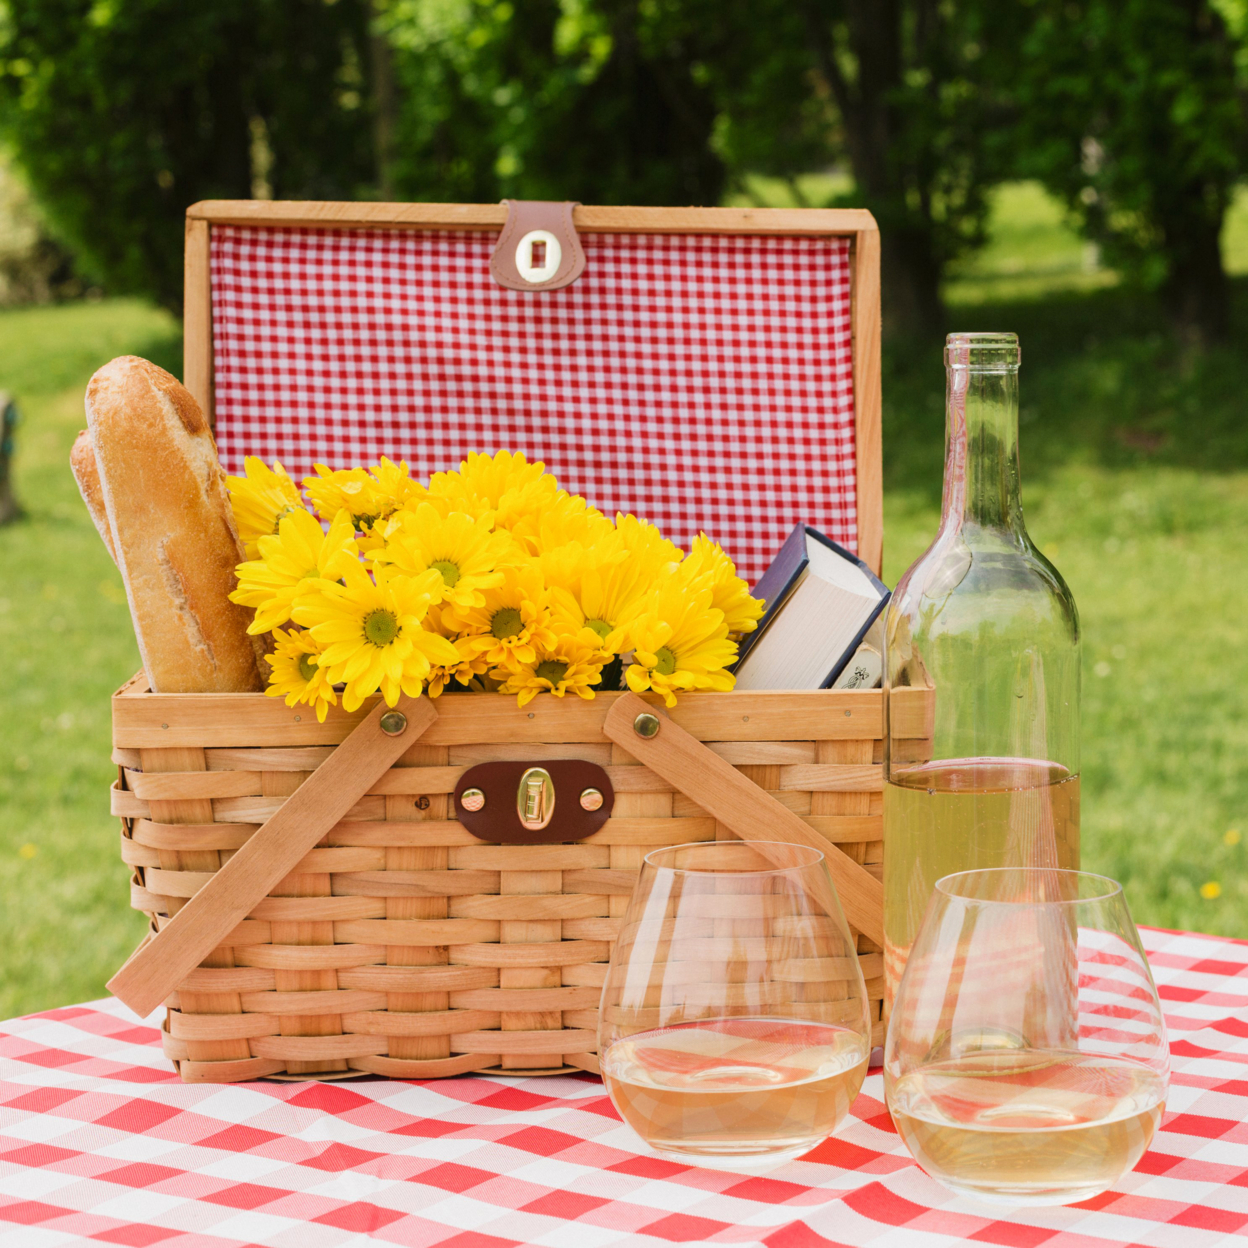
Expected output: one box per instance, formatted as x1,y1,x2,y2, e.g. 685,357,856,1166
883,333,1081,1012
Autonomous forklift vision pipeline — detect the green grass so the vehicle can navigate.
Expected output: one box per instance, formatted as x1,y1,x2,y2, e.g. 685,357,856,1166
1,185,1247,1016
0,299,180,1017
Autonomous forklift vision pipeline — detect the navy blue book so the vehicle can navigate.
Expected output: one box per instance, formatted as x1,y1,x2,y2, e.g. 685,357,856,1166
734,525,890,690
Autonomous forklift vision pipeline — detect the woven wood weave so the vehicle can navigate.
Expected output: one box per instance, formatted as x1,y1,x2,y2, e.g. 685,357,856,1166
110,675,931,1083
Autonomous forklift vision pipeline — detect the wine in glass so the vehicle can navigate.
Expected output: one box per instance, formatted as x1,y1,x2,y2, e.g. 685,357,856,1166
885,868,1169,1205
599,840,872,1169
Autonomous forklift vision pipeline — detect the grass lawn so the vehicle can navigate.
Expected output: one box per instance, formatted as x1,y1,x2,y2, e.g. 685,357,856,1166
1,188,1246,1017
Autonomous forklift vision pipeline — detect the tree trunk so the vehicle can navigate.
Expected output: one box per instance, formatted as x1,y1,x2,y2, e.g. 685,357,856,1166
806,0,946,339
881,222,945,340
0,394,20,526
1160,199,1229,347
369,0,398,201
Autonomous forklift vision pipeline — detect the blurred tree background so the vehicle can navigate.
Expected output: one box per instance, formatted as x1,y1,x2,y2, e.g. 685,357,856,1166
1,0,1248,1009
0,0,1241,339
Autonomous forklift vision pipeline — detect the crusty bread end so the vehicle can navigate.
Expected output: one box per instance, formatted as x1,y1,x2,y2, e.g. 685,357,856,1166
85,356,264,693
70,430,117,564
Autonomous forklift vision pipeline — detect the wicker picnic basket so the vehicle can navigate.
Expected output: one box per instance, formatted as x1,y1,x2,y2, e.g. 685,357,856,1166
106,199,916,1083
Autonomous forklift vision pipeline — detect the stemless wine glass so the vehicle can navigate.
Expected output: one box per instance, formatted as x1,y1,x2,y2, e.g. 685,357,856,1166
885,868,1169,1206
598,840,871,1169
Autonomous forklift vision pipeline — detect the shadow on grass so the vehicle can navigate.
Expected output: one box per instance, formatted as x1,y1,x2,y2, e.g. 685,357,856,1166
884,278,1248,506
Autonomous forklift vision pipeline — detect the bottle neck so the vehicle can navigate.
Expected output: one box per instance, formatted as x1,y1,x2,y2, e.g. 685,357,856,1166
941,362,1025,536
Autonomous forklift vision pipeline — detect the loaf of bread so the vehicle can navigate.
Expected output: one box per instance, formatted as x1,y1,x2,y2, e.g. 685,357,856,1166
70,430,117,563
85,356,264,693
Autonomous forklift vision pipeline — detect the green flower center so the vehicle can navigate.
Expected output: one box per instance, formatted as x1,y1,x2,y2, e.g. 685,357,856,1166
536,660,568,685
297,653,319,682
584,618,612,641
491,606,523,639
271,504,299,534
655,646,677,676
432,559,461,588
353,512,379,531
364,608,400,646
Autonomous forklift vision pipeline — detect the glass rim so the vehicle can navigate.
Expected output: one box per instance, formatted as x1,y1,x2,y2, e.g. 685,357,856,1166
944,330,1020,372
643,839,826,875
934,867,1123,906
945,331,1019,345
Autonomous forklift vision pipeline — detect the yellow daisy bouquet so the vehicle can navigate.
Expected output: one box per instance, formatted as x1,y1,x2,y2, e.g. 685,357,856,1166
226,450,764,722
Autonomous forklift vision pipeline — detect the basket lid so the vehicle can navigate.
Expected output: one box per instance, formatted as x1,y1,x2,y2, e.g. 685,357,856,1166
198,207,877,583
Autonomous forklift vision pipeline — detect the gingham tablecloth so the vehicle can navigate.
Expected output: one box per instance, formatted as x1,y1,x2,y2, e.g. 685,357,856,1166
1,926,1245,1248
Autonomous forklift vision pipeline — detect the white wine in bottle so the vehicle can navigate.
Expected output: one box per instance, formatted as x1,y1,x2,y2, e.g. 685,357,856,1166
884,334,1081,1009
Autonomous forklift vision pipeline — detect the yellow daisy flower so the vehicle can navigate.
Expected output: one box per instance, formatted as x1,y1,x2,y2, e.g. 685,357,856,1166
429,450,560,534
512,490,614,556
293,561,458,710
544,535,643,656
371,502,518,610
304,457,422,536
445,561,556,669
230,508,358,634
226,457,304,559
624,573,739,707
424,633,487,698
264,627,338,722
498,636,605,708
682,533,765,636
615,512,684,573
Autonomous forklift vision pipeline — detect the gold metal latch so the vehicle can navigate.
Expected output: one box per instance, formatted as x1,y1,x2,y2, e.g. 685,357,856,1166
517,767,555,831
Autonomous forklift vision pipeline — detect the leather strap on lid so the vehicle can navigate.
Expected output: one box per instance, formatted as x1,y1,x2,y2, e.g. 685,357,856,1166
490,200,586,291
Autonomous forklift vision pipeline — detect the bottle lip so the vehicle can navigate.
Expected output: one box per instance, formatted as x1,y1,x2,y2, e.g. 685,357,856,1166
945,331,1020,372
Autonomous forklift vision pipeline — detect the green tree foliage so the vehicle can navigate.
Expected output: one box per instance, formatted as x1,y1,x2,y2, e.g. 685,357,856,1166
798,1,1012,335
629,0,1014,336
379,0,724,206
1008,0,1244,344
0,0,376,311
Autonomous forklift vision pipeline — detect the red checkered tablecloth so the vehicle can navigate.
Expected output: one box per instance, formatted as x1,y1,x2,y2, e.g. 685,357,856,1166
1,926,1245,1248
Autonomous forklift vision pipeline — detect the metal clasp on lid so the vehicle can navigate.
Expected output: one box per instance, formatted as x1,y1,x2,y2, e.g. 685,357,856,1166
490,200,586,292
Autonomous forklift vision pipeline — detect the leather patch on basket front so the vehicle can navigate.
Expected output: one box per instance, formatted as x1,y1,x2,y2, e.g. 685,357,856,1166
454,760,614,844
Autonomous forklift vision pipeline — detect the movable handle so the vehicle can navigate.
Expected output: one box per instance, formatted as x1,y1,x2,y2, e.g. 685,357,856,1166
108,694,438,1019
602,692,884,946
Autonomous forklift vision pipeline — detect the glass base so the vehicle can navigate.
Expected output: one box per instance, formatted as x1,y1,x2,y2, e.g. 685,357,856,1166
934,1177,1118,1207
644,1138,825,1173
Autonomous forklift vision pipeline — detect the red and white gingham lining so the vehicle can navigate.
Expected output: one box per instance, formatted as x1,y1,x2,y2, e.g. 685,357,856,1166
209,226,858,585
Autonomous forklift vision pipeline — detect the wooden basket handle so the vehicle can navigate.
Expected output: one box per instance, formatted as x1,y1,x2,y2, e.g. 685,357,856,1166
108,694,438,1019
602,693,884,946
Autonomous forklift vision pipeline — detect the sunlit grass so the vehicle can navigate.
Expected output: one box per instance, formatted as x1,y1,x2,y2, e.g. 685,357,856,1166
0,299,177,1016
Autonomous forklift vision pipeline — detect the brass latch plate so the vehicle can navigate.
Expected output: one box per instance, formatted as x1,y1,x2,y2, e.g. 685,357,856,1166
453,760,615,844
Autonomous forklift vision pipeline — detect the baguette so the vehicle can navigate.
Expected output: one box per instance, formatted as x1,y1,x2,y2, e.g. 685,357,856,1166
70,430,117,563
85,356,264,693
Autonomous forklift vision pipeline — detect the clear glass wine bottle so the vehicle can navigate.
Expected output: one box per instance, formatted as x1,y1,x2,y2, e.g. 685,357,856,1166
883,333,1081,1012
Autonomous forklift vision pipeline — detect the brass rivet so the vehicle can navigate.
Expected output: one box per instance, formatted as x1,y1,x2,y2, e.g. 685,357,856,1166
579,787,604,812
380,710,407,736
633,712,660,739
845,709,852,717
528,712,535,719
294,715,301,722
461,788,485,813
742,715,749,722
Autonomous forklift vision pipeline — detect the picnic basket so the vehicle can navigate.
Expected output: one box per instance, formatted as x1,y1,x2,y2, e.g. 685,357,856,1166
106,200,924,1083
